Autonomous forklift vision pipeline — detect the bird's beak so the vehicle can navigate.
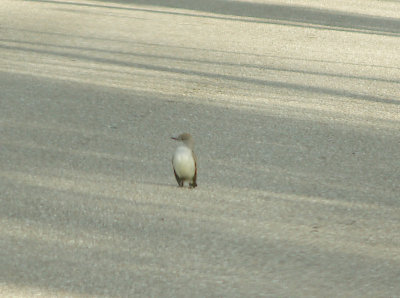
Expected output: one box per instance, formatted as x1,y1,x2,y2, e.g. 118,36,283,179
171,136,178,140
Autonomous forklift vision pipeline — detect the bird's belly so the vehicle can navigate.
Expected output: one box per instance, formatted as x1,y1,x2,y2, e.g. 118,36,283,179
173,149,195,179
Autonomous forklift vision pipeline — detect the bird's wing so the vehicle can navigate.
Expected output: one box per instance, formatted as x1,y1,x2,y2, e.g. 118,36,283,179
192,150,197,186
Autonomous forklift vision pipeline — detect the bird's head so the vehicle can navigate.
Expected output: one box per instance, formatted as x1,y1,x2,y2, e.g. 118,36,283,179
171,133,194,148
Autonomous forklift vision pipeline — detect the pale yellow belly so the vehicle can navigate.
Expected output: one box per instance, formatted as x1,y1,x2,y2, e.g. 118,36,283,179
173,147,195,179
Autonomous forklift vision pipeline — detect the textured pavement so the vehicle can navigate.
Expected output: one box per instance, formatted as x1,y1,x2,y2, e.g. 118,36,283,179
1,0,400,297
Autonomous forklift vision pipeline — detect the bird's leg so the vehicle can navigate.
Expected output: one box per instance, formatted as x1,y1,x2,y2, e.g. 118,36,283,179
189,167,197,188
174,169,184,187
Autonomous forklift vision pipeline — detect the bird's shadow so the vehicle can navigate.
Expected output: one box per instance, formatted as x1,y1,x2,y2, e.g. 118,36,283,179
140,181,196,189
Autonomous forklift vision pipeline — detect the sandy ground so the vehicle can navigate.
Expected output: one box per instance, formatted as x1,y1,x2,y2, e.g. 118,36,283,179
1,0,400,297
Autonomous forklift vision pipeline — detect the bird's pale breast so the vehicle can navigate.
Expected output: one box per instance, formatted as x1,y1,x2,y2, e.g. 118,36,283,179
172,146,195,179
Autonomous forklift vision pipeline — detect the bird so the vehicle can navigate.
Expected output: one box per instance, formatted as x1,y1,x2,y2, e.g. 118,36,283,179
171,133,197,188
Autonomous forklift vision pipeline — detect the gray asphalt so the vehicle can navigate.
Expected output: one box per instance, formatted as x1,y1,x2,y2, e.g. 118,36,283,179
1,0,400,297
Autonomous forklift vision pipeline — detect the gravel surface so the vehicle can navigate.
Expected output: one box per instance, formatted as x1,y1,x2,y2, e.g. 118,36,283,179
1,0,400,297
